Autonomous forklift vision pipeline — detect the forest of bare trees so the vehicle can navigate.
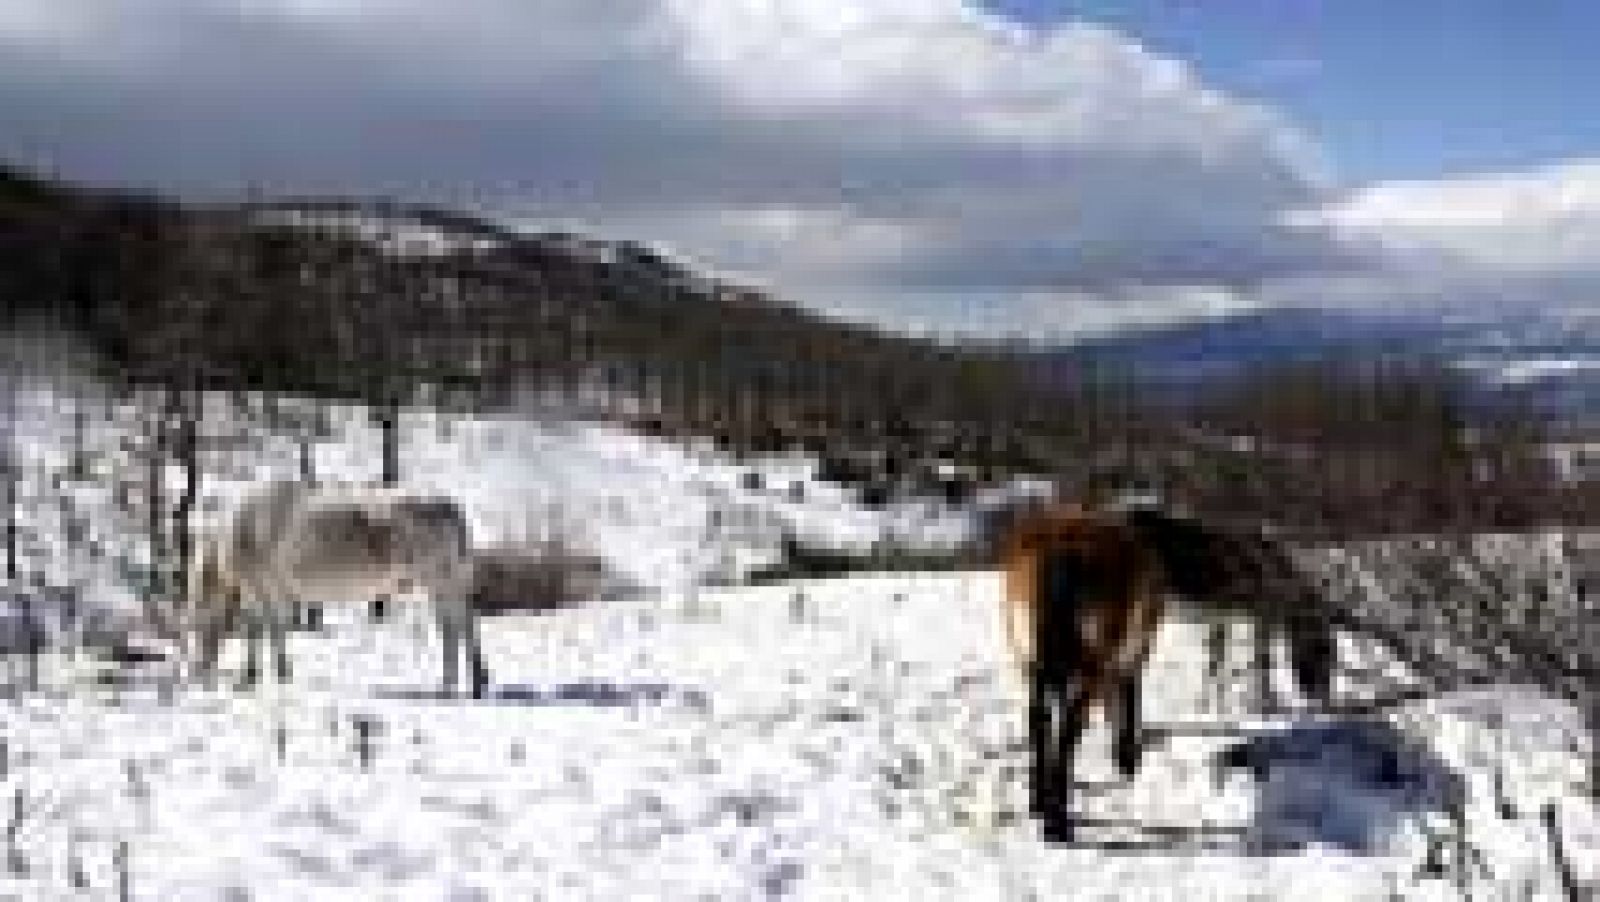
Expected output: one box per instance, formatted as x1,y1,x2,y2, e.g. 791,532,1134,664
3,162,1594,544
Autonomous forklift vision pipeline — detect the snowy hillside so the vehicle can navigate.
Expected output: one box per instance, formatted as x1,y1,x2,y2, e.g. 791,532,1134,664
0,366,974,659
0,358,1594,898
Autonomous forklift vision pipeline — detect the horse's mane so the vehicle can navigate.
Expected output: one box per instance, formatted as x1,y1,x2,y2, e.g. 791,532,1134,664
1122,504,1316,603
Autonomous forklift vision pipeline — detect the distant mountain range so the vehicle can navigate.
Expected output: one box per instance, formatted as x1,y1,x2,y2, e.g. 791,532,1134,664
1031,305,1600,424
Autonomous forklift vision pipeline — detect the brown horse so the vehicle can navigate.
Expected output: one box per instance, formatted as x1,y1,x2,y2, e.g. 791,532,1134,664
988,498,1336,843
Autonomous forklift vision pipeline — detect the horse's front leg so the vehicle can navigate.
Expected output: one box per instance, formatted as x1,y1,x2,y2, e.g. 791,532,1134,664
437,604,490,699
1586,694,1600,800
267,592,294,685
246,575,293,686
1285,613,1336,706
193,601,232,688
433,587,471,697
437,611,461,698
192,626,218,687
237,609,263,692
433,560,489,699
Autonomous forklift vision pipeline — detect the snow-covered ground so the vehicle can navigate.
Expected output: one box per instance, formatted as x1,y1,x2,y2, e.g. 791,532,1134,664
0,572,1593,899
0,353,1594,899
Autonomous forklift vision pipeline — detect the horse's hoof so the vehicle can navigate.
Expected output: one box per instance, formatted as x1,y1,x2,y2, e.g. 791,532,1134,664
1028,796,1064,823
1115,745,1144,779
1415,856,1448,881
1038,817,1076,845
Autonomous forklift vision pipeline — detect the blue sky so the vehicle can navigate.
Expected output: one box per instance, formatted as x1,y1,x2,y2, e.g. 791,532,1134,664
983,0,1600,181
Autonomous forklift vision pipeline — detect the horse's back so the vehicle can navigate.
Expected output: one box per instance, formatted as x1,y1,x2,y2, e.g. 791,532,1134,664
390,498,471,548
227,481,472,599
1004,507,1156,602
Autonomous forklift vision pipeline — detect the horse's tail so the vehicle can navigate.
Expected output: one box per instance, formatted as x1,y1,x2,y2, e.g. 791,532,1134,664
1033,551,1085,690
1035,545,1152,710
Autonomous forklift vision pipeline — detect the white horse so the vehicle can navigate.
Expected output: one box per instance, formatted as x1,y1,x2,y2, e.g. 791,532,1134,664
185,480,488,697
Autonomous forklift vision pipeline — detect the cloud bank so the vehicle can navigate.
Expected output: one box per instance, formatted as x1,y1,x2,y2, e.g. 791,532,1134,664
0,1,1590,340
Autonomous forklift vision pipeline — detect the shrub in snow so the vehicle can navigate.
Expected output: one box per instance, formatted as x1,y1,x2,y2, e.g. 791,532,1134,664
468,541,635,616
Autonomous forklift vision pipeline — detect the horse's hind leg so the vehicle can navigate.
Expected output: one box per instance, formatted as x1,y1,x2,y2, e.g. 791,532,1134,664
1027,679,1064,833
293,601,322,631
1204,617,1228,714
1029,672,1090,843
1112,669,1146,779
463,609,489,700
1251,618,1275,713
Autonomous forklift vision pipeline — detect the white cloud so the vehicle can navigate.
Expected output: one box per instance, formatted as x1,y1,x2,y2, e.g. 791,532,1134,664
807,283,1263,344
1235,158,1600,331
6,0,1587,340
0,2,1331,312
1296,159,1600,274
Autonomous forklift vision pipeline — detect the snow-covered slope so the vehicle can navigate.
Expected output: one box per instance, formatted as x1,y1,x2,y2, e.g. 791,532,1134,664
0,571,1592,899
0,372,974,659
0,363,1594,899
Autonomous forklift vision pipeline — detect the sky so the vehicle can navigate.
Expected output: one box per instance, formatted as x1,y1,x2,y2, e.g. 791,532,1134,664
1,1,1597,343
984,0,1600,180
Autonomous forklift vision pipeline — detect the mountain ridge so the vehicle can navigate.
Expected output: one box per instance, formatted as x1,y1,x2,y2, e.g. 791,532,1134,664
1029,305,1600,424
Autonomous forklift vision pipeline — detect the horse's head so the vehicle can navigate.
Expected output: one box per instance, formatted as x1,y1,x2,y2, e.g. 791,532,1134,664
169,529,245,661
970,497,1069,564
969,503,1019,563
966,477,1073,561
